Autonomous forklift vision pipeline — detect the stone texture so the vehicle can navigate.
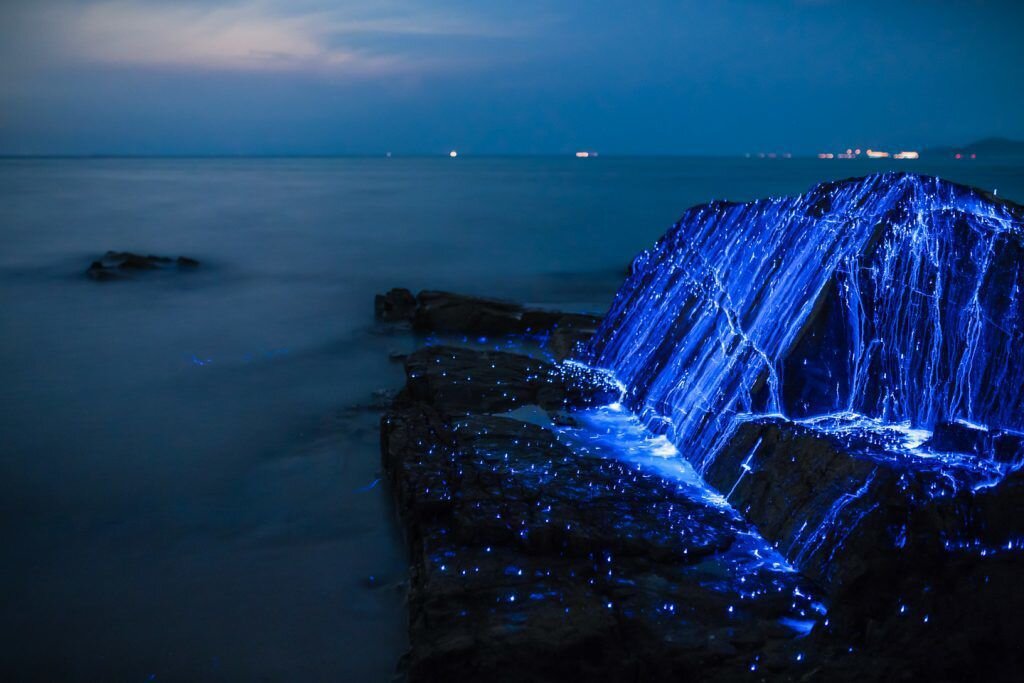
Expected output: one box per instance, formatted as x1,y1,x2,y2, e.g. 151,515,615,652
382,348,825,682
374,289,601,359
705,416,1024,681
402,345,620,414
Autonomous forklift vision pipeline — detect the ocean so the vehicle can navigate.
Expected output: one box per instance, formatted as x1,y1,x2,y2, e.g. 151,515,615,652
1,156,1022,681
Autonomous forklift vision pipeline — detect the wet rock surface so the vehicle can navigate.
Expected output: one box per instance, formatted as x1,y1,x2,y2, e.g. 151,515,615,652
708,416,1024,681
924,420,1024,464
379,172,1024,683
383,347,826,682
380,323,1024,681
564,175,1024,679
86,251,199,280
375,289,601,360
403,345,620,414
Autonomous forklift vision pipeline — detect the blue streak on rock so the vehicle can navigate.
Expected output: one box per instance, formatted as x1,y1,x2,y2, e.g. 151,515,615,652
583,172,1024,471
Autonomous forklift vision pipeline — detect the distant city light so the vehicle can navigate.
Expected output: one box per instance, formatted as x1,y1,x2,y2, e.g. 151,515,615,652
816,147,923,160
449,150,458,158
575,151,598,158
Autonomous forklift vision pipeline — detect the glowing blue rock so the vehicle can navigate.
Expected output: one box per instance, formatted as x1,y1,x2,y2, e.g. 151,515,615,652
584,173,1024,470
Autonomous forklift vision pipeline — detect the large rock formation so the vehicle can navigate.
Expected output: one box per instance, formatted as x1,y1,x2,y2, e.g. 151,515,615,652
383,348,826,682
584,173,1024,467
379,174,1024,681
576,172,1024,679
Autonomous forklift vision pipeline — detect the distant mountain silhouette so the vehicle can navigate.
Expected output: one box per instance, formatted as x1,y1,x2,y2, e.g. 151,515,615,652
925,137,1024,158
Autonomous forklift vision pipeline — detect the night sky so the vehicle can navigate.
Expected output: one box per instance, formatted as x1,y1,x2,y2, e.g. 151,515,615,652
1,0,1022,155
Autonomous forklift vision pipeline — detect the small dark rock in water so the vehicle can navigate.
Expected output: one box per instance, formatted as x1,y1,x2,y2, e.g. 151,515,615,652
414,290,525,335
375,288,418,322
86,261,119,281
86,251,200,280
375,288,602,359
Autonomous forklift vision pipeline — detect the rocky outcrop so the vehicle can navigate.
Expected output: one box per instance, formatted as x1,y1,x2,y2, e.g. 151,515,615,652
706,416,1024,680
378,173,1024,681
382,348,824,682
381,341,1024,681
375,289,601,360
923,421,1024,464
584,173,1024,463
566,172,1024,678
403,345,620,413
86,251,199,280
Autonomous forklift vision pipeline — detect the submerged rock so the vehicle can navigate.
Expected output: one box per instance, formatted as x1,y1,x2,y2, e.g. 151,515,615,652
86,251,200,280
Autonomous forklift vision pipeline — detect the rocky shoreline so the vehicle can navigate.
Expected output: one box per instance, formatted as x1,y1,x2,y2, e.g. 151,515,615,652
381,347,823,681
377,289,1024,682
375,289,601,361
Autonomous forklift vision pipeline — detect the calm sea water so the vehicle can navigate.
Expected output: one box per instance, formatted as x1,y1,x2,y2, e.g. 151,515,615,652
1,157,1022,682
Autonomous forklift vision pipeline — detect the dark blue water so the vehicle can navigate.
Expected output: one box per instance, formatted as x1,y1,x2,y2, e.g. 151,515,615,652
1,157,1022,681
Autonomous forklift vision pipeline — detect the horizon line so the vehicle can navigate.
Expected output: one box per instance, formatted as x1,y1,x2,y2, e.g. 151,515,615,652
0,152,977,161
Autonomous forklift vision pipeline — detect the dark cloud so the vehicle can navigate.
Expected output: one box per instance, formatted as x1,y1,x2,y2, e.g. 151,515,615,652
1,0,1021,154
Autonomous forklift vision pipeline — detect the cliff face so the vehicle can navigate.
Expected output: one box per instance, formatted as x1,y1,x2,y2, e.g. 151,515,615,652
584,172,1024,472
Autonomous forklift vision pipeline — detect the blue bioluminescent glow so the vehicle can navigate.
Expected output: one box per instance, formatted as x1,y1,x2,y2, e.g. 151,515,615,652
554,404,826,624
583,173,1024,468
577,173,1024,572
